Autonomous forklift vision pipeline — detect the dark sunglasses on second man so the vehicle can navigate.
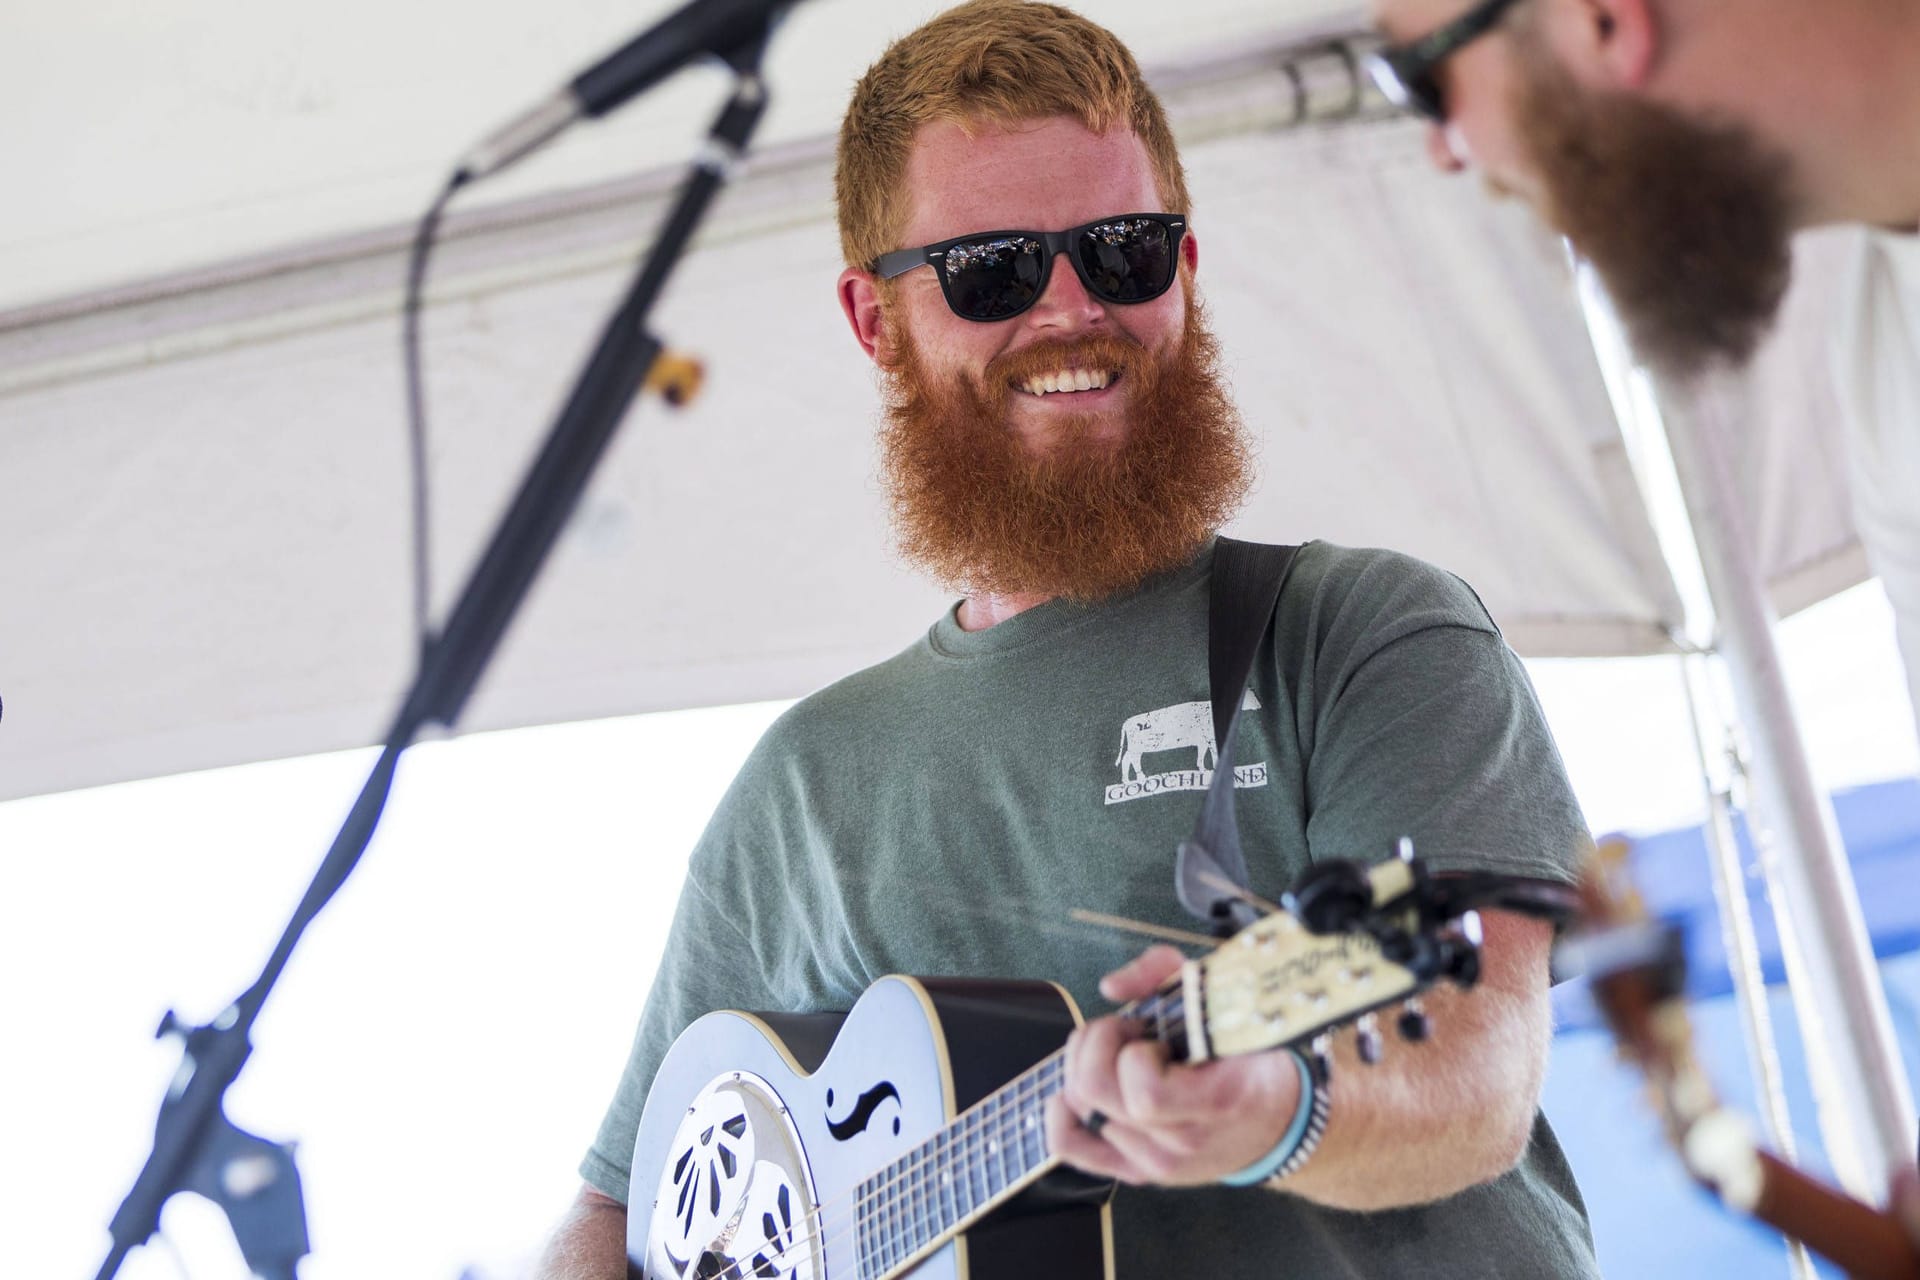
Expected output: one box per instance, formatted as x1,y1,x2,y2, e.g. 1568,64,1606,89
1366,0,1524,123
871,212,1188,323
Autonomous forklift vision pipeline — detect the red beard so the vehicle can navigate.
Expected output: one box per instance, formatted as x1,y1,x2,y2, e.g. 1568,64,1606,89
879,296,1251,602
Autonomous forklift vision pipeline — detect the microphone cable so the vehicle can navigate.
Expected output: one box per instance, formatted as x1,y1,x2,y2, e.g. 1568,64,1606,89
400,170,469,668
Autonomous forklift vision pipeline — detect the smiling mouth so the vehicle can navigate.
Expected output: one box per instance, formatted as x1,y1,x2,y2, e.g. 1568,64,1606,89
1014,368,1120,397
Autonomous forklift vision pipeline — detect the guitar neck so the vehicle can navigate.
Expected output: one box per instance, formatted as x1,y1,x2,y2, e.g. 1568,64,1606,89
1743,1151,1920,1280
851,1047,1067,1277
1570,853,1920,1280
851,987,1189,1277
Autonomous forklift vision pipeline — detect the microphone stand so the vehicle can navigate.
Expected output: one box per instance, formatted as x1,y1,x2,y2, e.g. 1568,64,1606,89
94,21,779,1280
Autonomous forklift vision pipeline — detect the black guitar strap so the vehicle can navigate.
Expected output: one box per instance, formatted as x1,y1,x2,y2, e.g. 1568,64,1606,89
1175,537,1302,936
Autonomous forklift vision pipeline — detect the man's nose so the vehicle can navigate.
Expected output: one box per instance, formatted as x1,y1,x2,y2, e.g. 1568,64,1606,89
1427,122,1469,173
1025,255,1107,330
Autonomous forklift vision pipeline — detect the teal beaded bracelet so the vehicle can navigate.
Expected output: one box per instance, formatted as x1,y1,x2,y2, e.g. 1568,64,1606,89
1220,1049,1320,1187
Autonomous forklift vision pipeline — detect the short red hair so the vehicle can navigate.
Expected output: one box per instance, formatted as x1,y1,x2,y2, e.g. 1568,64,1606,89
834,0,1191,270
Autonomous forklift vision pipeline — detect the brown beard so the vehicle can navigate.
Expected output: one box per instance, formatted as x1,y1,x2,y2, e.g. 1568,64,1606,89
878,296,1250,603
1512,41,1797,382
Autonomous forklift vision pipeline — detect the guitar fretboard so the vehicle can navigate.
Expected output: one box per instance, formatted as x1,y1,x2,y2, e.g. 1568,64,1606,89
850,988,1185,1280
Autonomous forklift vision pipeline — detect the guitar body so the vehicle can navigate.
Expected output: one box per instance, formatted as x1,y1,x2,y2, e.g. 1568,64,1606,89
628,976,1114,1280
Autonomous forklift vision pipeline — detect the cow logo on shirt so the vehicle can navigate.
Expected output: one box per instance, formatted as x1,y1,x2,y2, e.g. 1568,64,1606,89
1105,691,1269,805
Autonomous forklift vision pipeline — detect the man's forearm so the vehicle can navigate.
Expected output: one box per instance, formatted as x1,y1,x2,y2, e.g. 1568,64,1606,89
535,1184,630,1280
1273,911,1553,1211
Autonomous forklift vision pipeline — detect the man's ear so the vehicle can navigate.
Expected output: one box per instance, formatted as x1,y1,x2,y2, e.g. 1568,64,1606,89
1566,0,1658,89
1181,223,1200,278
838,267,899,368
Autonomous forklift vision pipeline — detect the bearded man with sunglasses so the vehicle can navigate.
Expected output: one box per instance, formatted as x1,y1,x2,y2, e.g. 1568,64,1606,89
535,4,1600,1277
1368,0,1920,737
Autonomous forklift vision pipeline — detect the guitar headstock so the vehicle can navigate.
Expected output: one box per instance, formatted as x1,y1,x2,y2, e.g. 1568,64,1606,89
1182,845,1488,1065
1560,841,1920,1280
1557,838,1721,1150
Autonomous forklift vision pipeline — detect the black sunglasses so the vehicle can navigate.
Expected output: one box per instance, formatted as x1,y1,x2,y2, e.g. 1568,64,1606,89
871,212,1188,323
1366,0,1524,123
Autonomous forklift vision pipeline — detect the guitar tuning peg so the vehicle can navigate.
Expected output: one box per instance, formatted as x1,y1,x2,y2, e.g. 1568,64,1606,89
1355,1013,1384,1065
1434,911,1483,989
1445,938,1482,988
1310,1032,1336,1084
1396,999,1431,1043
1291,860,1374,935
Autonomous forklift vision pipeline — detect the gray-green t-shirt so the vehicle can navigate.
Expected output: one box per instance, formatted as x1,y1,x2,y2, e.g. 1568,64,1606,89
585,540,1600,1278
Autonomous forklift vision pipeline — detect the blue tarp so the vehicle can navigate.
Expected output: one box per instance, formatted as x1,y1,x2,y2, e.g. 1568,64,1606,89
1542,777,1920,1278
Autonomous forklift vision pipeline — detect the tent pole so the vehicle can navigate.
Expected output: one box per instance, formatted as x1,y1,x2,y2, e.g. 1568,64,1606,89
1655,372,1916,1199
1677,651,1805,1166
1677,652,1820,1280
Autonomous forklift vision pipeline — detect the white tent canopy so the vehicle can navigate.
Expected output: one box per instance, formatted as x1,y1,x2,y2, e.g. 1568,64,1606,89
7,0,1914,1245
1,0,1359,312
0,4,1867,803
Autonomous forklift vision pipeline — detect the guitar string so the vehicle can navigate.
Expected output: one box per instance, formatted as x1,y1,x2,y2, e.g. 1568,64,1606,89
673,878,1462,1274
690,987,1197,1280
688,921,1400,1278
678,858,1196,1270
696,960,1405,1280
699,957,1405,1280
686,1050,1061,1280
643,881,1203,1278
698,1046,1080,1280
689,992,1188,1280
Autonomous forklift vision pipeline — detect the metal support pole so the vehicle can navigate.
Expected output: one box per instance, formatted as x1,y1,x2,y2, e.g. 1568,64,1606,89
1656,371,1917,1198
1678,653,1818,1280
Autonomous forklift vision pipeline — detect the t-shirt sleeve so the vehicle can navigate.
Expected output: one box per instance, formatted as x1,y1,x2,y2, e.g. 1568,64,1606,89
578,731,819,1205
579,861,766,1203
1288,548,1592,885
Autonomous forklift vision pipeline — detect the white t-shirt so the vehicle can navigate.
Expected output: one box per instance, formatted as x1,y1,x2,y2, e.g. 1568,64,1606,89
1835,226,1920,735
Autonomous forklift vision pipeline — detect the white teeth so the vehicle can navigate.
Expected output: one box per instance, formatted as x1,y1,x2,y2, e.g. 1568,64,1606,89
1020,369,1114,395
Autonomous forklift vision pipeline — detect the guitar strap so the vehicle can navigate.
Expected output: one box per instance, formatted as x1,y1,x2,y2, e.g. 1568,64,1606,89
1175,537,1302,937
